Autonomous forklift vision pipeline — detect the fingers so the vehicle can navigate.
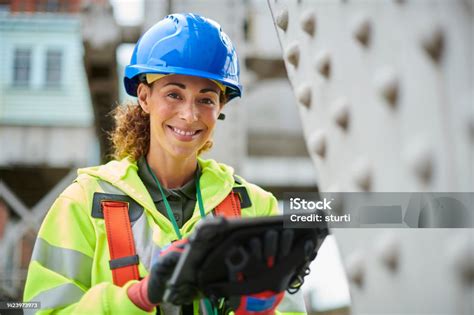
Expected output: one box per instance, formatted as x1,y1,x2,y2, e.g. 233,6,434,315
249,237,263,262
154,251,181,276
226,229,296,275
280,229,294,257
248,229,294,267
148,252,181,304
263,230,278,268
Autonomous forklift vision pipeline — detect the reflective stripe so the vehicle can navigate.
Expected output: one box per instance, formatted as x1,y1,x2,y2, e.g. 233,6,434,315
277,290,307,313
31,237,92,287
98,180,126,196
24,283,85,314
131,213,161,271
97,180,144,226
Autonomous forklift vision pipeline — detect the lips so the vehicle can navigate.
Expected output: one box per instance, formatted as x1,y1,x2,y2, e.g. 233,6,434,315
167,125,203,141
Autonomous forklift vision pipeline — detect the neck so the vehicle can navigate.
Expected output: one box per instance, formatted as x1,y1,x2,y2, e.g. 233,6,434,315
146,149,197,189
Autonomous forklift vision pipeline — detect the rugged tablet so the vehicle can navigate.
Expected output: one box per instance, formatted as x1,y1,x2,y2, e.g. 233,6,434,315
163,215,329,305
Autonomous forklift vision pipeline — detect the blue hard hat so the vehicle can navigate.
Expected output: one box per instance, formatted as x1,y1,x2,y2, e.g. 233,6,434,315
124,13,242,101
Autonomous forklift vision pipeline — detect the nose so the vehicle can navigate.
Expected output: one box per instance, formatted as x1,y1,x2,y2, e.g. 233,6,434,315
178,100,198,123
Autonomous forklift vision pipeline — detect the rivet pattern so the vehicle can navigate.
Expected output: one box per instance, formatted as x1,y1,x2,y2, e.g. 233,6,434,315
376,233,400,271
308,130,326,158
314,50,331,78
276,9,289,32
469,115,474,142
421,26,444,63
352,158,371,191
404,140,433,182
449,234,474,286
331,98,350,130
268,0,473,313
285,42,300,67
346,251,365,287
352,16,371,47
375,68,399,106
300,10,316,36
296,84,312,108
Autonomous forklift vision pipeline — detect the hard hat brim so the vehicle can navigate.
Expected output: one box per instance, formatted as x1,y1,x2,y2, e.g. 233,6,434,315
124,65,242,101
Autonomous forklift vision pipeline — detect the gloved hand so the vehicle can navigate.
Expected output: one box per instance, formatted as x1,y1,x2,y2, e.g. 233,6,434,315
127,238,188,311
224,229,295,315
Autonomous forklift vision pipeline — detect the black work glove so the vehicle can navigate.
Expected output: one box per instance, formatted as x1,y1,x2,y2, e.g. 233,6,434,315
127,238,188,311
224,229,295,315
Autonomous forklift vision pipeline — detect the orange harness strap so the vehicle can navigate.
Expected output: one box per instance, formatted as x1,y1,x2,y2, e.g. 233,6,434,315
102,201,140,287
103,190,242,287
214,190,242,217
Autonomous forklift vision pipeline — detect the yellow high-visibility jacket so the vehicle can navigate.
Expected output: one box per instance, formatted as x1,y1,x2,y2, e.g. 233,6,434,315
23,157,307,314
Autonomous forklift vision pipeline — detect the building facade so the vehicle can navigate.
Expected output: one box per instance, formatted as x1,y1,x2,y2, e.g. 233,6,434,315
0,3,97,297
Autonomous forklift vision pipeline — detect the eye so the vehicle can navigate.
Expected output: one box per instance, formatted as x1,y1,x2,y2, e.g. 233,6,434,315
199,97,216,105
167,92,182,100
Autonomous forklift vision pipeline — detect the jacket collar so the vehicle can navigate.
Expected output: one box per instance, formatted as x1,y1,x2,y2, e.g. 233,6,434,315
136,156,199,202
78,156,235,226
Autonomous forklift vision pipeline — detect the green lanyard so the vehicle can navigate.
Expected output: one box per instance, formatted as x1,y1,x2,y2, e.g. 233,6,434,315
145,159,206,240
145,159,217,314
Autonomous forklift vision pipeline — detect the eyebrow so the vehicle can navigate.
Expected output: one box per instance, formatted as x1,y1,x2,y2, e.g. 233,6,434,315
164,82,219,95
200,88,219,95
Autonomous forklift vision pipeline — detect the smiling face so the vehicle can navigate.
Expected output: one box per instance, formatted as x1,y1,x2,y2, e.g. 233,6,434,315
137,74,223,160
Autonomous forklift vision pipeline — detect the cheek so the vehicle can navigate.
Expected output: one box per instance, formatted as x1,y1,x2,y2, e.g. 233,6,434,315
202,111,218,130
150,101,175,123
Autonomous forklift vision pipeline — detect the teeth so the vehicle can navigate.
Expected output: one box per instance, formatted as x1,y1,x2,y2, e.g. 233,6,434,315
172,127,197,136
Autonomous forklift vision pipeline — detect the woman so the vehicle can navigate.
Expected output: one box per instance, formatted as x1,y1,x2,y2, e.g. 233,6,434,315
23,13,306,315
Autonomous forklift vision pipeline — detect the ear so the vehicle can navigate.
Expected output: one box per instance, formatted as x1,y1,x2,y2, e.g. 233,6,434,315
137,83,151,113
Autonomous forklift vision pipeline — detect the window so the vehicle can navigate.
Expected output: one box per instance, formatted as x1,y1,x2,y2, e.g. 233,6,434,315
13,48,31,86
37,0,60,12
45,50,62,86
0,0,9,12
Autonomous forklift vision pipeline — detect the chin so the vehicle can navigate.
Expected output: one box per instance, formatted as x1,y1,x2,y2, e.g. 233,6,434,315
168,146,200,160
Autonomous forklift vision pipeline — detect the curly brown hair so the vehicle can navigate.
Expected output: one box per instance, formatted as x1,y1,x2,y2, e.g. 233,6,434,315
109,102,150,161
110,93,225,162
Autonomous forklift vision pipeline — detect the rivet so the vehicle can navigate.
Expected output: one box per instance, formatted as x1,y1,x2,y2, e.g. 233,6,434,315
322,191,344,215
285,42,300,68
331,98,350,130
421,26,444,63
449,234,474,286
276,9,289,32
308,130,326,158
468,115,474,142
404,139,433,182
314,50,331,78
375,67,399,106
352,16,371,47
376,233,400,271
353,158,371,191
300,10,316,36
296,84,312,108
346,251,365,287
